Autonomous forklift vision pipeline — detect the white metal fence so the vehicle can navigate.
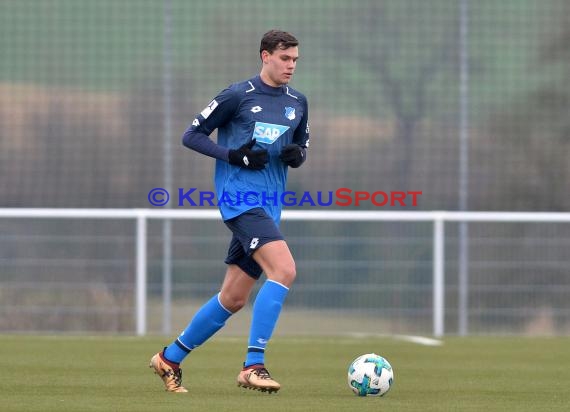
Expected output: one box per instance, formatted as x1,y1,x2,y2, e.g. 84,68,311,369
1,209,569,337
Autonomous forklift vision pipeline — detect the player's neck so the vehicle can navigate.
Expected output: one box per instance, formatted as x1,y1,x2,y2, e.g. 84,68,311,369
259,72,282,89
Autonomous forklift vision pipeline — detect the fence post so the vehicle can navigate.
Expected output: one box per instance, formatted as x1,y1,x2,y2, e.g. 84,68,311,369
136,212,148,336
433,215,445,337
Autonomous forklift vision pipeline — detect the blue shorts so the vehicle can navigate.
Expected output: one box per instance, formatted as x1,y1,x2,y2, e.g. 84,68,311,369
224,207,284,279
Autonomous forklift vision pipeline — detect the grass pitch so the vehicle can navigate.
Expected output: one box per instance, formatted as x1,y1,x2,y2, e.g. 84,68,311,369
1,335,569,412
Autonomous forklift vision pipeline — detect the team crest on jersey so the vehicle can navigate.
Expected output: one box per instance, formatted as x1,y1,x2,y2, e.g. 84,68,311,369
284,107,296,120
252,122,290,144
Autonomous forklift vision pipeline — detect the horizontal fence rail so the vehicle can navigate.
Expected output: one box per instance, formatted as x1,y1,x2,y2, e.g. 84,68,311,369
2,208,570,336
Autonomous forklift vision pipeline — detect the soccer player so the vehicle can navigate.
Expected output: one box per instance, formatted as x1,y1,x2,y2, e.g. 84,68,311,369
149,29,309,393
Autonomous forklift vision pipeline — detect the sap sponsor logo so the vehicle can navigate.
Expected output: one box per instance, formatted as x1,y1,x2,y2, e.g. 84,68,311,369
252,122,290,144
200,99,218,119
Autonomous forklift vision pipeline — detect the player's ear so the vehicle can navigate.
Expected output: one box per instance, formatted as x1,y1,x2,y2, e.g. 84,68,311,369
261,50,271,64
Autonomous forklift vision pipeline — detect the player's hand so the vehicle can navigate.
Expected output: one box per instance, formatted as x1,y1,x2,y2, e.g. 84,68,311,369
228,139,268,170
279,144,306,168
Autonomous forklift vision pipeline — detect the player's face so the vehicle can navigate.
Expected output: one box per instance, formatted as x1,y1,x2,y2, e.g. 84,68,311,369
261,46,299,87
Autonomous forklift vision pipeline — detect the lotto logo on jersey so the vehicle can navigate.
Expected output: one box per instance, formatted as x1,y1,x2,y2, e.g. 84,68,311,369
252,122,290,144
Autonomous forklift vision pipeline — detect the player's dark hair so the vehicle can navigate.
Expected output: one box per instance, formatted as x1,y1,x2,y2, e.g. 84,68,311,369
259,30,299,57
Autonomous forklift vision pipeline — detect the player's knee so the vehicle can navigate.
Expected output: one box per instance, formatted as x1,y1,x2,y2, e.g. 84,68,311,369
271,262,296,287
219,291,247,313
227,299,247,313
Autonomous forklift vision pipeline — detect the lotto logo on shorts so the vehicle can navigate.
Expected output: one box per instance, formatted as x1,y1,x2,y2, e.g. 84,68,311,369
249,238,259,249
252,122,290,144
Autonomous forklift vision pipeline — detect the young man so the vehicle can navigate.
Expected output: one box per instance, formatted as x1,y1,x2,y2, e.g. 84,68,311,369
149,30,309,393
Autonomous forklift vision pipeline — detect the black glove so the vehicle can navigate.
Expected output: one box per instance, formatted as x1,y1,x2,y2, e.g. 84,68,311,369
228,139,268,170
279,144,306,168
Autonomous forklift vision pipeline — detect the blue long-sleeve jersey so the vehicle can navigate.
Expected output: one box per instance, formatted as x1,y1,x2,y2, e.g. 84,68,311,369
183,75,310,224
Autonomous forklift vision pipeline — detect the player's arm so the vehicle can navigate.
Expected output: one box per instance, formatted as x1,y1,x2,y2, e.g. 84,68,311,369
279,97,309,168
182,88,238,160
182,89,268,170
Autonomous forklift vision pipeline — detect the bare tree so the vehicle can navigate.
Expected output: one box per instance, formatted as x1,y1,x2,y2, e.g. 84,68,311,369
333,1,460,194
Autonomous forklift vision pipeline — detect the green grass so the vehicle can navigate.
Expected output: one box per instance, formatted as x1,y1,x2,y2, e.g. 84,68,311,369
1,335,569,412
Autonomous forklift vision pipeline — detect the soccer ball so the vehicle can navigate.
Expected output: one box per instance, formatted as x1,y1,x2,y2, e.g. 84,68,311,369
347,353,394,397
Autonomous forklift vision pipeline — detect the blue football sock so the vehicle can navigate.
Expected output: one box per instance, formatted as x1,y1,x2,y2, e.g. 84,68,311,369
245,280,289,367
163,293,232,364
